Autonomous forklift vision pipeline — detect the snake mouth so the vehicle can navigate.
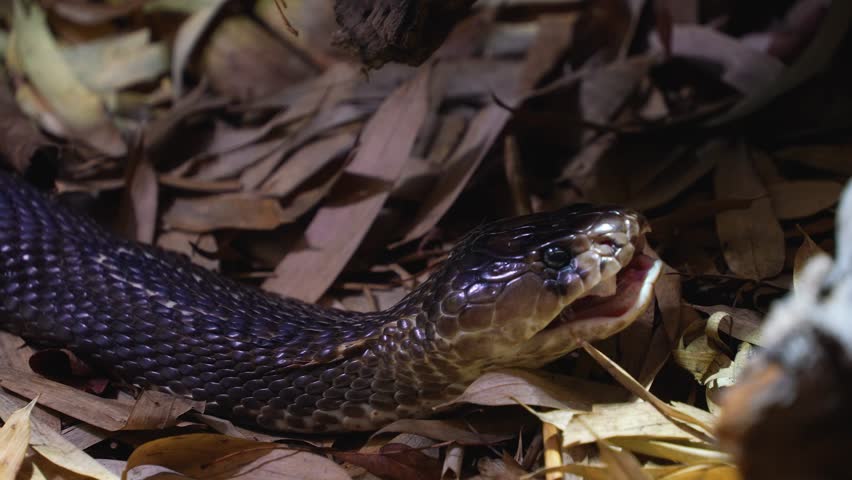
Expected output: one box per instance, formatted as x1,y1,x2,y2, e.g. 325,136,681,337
526,253,663,353
557,253,661,327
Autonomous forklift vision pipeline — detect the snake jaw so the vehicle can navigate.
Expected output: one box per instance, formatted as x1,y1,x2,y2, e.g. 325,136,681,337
517,253,662,361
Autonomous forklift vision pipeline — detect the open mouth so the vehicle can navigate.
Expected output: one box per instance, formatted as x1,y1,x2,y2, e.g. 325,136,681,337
544,252,663,335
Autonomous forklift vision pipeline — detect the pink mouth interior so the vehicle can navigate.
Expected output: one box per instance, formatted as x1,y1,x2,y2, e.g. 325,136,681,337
551,253,656,326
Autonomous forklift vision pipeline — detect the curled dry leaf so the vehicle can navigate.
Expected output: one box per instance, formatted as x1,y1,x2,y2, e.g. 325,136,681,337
0,397,35,479
126,433,350,480
714,144,785,280
202,16,314,100
690,305,762,346
12,0,126,156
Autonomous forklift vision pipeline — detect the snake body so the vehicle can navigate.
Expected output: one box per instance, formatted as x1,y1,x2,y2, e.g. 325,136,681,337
0,171,661,432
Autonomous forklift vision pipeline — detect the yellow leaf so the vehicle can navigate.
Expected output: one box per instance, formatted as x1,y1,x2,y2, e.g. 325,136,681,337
12,0,126,156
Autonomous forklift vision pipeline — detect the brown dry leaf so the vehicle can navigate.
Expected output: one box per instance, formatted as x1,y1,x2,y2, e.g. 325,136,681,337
163,194,294,232
193,138,291,182
374,419,512,446
660,25,784,95
616,251,683,386
709,0,852,125
399,15,575,244
334,443,441,480
714,143,785,280
119,152,159,244
442,444,464,480
776,144,852,175
123,390,203,431
202,16,314,100
767,180,843,220
156,231,220,271
125,433,350,480
261,132,356,196
262,65,434,302
171,0,230,97
436,368,625,412
0,369,131,431
397,104,511,245
0,397,35,479
0,331,34,371
12,0,126,156
157,175,241,194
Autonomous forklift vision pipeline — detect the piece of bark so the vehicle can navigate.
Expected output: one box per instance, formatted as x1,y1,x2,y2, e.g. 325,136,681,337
716,179,852,480
332,0,476,67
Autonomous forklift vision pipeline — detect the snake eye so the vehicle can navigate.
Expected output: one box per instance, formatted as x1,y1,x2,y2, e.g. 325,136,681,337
543,246,570,268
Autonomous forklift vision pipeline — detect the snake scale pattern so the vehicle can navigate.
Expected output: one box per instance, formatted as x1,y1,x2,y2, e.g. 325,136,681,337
0,171,661,432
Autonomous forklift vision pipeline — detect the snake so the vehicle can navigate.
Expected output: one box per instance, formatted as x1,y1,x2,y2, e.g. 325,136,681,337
0,171,662,432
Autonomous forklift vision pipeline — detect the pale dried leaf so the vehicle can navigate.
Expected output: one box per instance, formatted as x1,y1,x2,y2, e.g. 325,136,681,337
0,369,131,431
559,402,711,448
598,439,652,480
0,397,35,479
436,369,625,412
793,230,827,291
1,394,118,480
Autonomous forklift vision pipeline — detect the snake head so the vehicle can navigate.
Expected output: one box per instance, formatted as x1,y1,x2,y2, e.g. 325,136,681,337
418,205,662,367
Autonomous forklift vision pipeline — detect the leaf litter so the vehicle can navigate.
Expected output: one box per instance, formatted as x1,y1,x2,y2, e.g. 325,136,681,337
0,0,850,478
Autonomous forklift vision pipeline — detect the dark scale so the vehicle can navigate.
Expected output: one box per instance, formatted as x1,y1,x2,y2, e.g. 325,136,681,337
0,171,651,432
